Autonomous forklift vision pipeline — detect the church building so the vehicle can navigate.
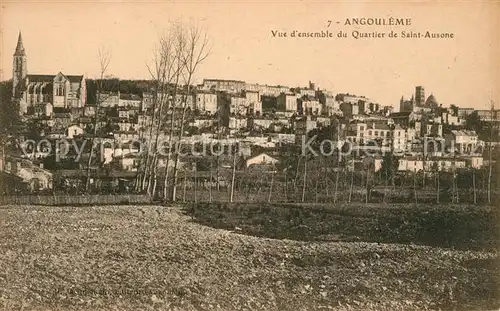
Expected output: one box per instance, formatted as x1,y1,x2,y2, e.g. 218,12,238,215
12,32,87,113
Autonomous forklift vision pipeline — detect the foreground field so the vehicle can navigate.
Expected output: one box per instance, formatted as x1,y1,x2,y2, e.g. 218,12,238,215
0,204,498,311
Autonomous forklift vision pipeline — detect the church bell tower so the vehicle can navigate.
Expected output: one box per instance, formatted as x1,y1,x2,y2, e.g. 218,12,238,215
12,32,27,97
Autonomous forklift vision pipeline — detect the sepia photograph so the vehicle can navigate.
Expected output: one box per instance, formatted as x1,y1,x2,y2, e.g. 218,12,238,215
0,1,499,310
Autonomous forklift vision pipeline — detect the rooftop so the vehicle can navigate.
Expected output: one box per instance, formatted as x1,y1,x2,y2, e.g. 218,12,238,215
26,73,84,83
451,130,478,136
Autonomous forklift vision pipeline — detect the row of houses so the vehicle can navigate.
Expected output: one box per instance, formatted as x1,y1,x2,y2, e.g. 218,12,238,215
348,154,483,173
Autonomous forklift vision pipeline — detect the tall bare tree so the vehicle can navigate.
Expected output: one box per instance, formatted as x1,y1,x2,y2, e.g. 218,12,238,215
284,167,289,202
487,100,495,204
301,156,307,203
146,29,184,197
366,162,372,204
138,88,160,191
348,157,354,203
413,170,418,204
268,166,275,203
85,47,112,192
451,168,456,204
163,23,188,200
229,144,237,203
209,162,213,203
143,42,168,196
171,22,210,201
432,161,440,204
472,168,477,204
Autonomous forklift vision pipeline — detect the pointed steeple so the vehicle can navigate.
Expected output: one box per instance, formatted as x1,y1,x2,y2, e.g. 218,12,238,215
14,32,26,56
12,31,28,97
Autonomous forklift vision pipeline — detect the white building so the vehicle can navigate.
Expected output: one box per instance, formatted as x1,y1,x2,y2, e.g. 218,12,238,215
398,156,467,172
195,92,218,114
229,117,247,130
244,90,262,115
33,102,53,118
295,116,318,136
119,154,140,171
463,156,484,169
442,112,464,126
298,96,321,115
244,90,260,105
277,93,297,112
230,96,248,115
66,124,84,139
346,122,366,145
118,94,142,109
297,88,316,97
445,130,482,154
2,156,53,191
117,121,137,132
393,125,407,153
457,107,475,118
174,93,195,110
245,152,279,168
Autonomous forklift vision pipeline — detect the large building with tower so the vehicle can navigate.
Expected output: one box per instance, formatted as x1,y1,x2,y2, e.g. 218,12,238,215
12,32,87,113
400,85,440,112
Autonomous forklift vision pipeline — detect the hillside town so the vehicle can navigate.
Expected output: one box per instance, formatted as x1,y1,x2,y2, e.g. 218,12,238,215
1,32,499,199
3,1,500,310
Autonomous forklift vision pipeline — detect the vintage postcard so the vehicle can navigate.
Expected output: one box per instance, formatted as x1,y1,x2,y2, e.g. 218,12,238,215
0,1,499,310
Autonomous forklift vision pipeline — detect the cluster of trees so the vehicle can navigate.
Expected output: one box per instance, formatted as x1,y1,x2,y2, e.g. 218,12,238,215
0,81,21,152
167,151,500,205
85,79,155,105
465,110,500,142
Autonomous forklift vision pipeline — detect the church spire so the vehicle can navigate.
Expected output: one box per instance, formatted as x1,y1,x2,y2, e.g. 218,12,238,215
12,31,28,98
14,32,26,56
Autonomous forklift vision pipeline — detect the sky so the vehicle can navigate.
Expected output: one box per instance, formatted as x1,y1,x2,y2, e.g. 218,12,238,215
1,0,499,111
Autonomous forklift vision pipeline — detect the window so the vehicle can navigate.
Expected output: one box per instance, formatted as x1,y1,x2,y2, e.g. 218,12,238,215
375,131,378,136
368,130,372,136
56,84,65,96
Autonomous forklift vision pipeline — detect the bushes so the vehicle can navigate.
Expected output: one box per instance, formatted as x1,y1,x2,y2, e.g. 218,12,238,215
185,203,499,250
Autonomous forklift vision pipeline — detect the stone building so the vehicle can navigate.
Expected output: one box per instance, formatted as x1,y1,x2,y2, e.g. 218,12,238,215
12,32,86,112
